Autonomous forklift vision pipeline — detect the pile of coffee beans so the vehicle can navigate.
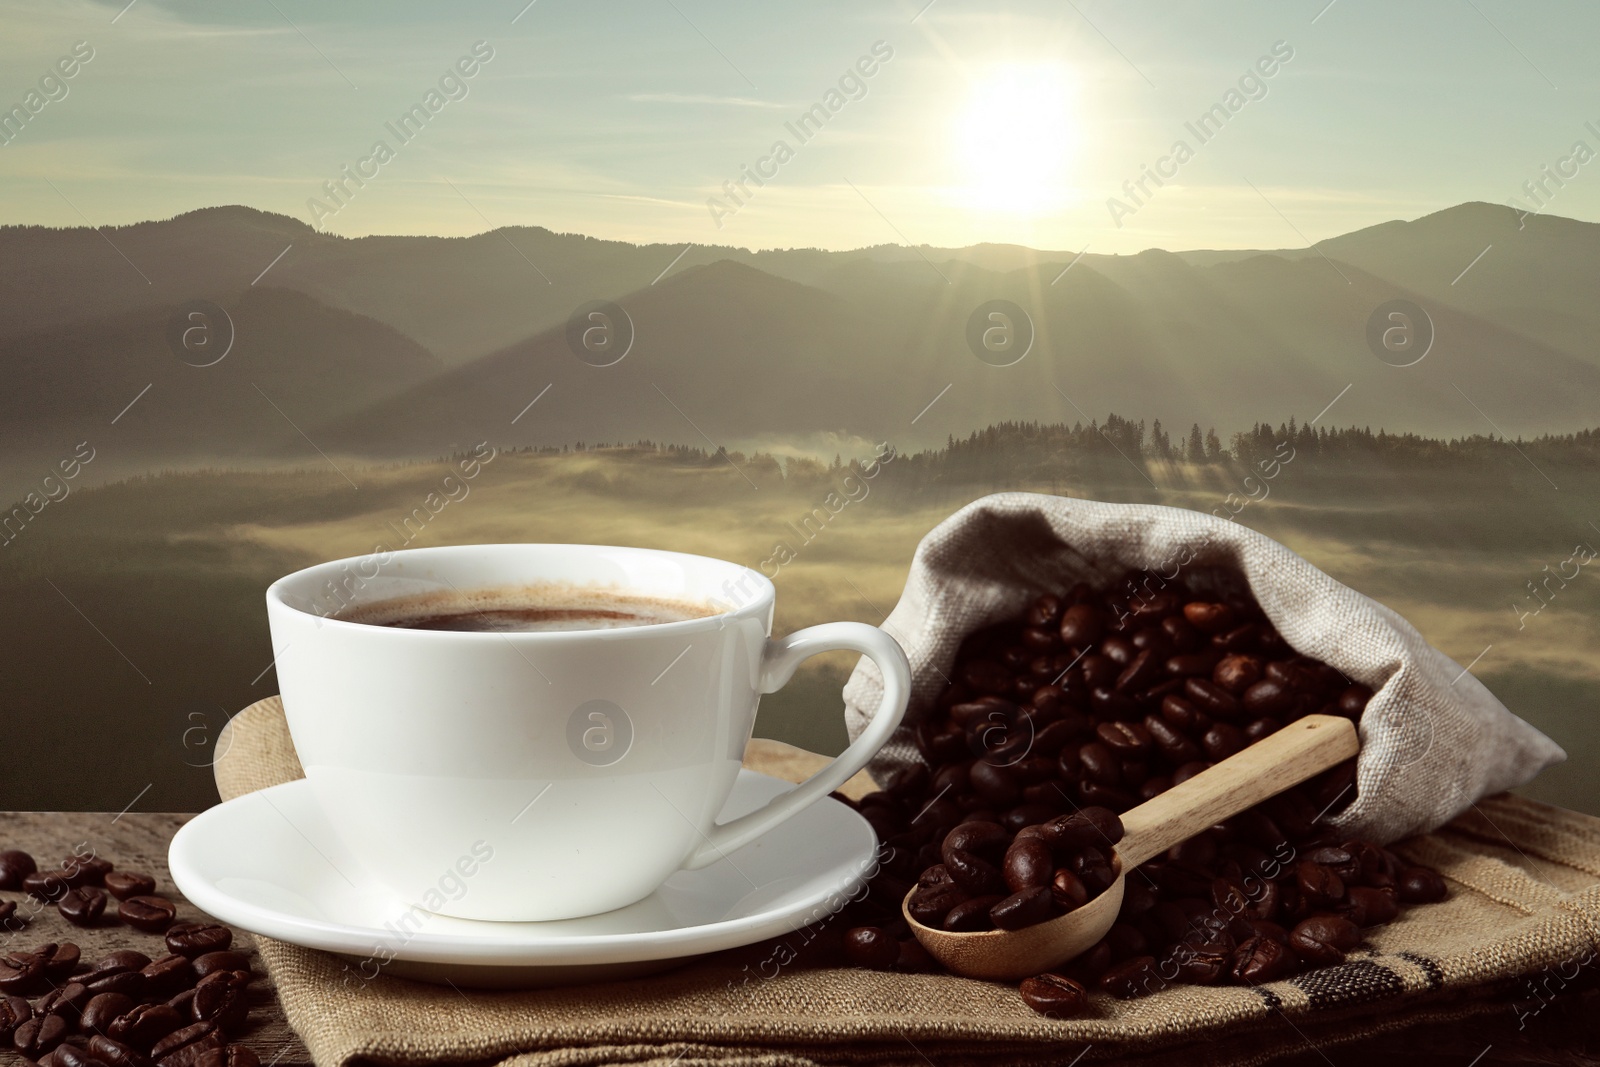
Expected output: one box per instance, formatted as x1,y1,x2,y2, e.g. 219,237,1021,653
835,577,1450,1016
0,848,261,1066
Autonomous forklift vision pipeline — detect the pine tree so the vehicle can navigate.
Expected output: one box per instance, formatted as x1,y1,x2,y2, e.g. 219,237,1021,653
1205,428,1223,461
1187,423,1205,462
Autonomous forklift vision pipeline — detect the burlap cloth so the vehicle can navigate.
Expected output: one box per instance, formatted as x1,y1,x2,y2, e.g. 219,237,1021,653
214,697,1600,1067
842,493,1566,845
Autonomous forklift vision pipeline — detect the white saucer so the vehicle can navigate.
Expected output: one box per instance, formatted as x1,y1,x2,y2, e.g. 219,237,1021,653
169,771,877,987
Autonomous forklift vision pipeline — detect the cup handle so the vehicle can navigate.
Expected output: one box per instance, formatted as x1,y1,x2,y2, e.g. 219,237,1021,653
681,621,912,870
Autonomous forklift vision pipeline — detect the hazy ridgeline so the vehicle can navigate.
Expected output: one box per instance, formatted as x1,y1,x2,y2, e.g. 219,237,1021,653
1,420,1594,816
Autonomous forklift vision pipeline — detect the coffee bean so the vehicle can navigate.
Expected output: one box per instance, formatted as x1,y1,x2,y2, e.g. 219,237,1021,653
164,991,203,1024
1079,780,1136,811
1173,940,1231,984
191,972,250,1033
842,927,899,970
86,969,148,1000
190,952,250,981
1242,678,1294,716
1142,715,1200,765
82,991,137,1036
1396,867,1447,903
1077,742,1121,786
38,941,81,979
1099,955,1165,998
1242,717,1279,743
105,871,158,901
1100,636,1135,667
142,955,197,999
1201,722,1245,761
1336,840,1384,886
1018,972,1088,1017
1058,604,1103,646
107,1002,184,1050
1262,661,1304,688
0,951,46,995
36,981,89,1020
1159,694,1208,733
59,885,109,926
906,883,966,927
93,950,152,976
1095,720,1151,757
1182,601,1234,634
23,870,70,903
966,761,1020,806
1137,775,1171,801
1115,649,1165,693
1184,678,1242,719
1163,653,1214,678
119,896,177,933
51,1045,110,1067
1212,653,1262,693
1337,684,1372,718
89,1035,157,1067
0,993,29,1041
1295,861,1345,908
13,1013,67,1057
990,886,1057,930
1231,934,1296,983
0,850,35,891
1001,838,1054,892
1289,915,1360,967
1021,626,1058,652
1160,615,1203,652
915,720,966,764
1129,625,1169,654
159,1037,227,1067
943,849,1005,897
1077,861,1116,895
150,1019,219,1059
942,895,1003,932
1026,594,1063,629
1343,886,1399,926
1307,846,1360,882
1206,621,1253,651
1048,868,1089,910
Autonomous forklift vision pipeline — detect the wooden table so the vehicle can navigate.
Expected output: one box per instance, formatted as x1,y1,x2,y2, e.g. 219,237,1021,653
2,812,310,1066
2,812,1596,1067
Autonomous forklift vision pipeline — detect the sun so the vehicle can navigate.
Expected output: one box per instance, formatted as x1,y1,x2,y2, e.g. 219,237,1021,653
954,63,1076,216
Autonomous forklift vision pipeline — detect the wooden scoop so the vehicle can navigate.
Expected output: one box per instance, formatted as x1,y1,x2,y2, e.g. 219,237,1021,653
904,713,1359,981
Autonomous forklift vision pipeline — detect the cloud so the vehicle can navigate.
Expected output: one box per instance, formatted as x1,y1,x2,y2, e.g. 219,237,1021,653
621,92,785,109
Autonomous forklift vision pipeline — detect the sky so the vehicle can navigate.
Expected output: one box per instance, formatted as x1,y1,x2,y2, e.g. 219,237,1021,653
2,0,1599,253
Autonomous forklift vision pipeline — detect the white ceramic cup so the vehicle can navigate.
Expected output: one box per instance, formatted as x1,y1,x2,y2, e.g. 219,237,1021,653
265,543,911,922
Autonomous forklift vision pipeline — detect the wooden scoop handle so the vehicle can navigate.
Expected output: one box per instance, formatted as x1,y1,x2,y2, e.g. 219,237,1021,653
1118,714,1359,868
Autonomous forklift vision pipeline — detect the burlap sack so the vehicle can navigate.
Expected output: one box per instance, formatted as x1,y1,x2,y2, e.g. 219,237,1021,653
843,492,1566,844
215,697,1600,1067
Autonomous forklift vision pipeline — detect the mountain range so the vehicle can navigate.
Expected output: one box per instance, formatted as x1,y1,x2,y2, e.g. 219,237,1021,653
3,201,1597,489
